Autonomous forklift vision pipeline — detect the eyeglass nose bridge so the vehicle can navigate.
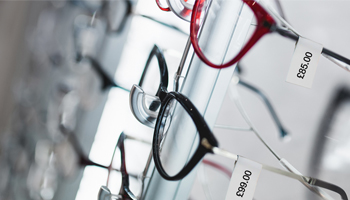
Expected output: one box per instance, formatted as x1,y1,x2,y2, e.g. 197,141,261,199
130,85,161,128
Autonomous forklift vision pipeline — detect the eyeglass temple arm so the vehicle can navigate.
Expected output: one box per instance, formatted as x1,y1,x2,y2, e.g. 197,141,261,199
275,27,350,69
137,44,169,114
138,45,169,95
125,134,151,145
238,77,288,138
312,179,348,200
210,145,347,200
68,133,111,169
67,132,139,178
226,85,340,199
117,132,137,200
202,159,232,178
114,134,151,199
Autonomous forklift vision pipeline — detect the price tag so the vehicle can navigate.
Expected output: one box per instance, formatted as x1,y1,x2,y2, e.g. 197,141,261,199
286,36,323,88
225,156,262,200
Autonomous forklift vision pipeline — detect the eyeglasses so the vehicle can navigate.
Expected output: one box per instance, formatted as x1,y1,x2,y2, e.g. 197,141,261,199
157,0,350,70
26,133,133,200
106,132,137,200
150,83,348,199
98,132,152,200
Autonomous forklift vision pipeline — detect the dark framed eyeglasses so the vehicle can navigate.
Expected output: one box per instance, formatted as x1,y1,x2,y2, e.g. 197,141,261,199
98,132,152,200
25,132,139,200
151,89,348,200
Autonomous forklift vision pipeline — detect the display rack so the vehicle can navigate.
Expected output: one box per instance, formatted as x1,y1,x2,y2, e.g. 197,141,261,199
141,1,254,199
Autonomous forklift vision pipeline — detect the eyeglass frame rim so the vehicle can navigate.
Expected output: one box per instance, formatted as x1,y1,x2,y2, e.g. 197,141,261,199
152,91,218,181
115,132,138,200
190,0,275,69
190,0,350,69
138,44,169,99
104,132,152,200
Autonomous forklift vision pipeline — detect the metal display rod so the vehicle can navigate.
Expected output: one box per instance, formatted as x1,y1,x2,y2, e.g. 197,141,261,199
142,0,254,199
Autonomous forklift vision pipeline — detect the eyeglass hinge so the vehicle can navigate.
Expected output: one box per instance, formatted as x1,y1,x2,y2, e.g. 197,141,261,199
201,138,213,150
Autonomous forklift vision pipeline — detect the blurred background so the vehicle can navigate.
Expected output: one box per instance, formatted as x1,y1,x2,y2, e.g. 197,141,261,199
0,0,350,200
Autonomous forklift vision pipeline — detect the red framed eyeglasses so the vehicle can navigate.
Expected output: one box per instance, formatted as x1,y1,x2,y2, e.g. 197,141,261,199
156,0,350,70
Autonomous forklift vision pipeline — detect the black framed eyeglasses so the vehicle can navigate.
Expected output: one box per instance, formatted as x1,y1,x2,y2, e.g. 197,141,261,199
152,90,348,200
25,132,140,200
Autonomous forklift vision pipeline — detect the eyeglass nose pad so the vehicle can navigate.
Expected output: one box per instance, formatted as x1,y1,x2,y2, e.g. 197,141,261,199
167,0,194,22
98,186,110,200
129,84,161,128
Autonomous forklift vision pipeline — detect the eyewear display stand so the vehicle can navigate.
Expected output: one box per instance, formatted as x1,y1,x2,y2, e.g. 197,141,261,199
141,1,254,199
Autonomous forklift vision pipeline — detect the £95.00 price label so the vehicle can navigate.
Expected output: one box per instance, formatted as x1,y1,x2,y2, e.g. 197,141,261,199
225,156,262,200
286,36,323,88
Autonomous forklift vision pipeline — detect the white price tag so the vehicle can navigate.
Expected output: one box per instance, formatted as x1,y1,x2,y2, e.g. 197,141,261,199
286,37,323,88
225,156,262,200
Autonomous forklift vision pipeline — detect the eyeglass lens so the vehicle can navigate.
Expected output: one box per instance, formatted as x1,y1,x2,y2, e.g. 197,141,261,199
192,0,256,66
156,98,200,177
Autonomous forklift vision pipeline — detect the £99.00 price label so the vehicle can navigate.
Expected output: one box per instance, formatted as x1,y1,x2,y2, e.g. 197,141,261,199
225,156,262,200
286,36,323,88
